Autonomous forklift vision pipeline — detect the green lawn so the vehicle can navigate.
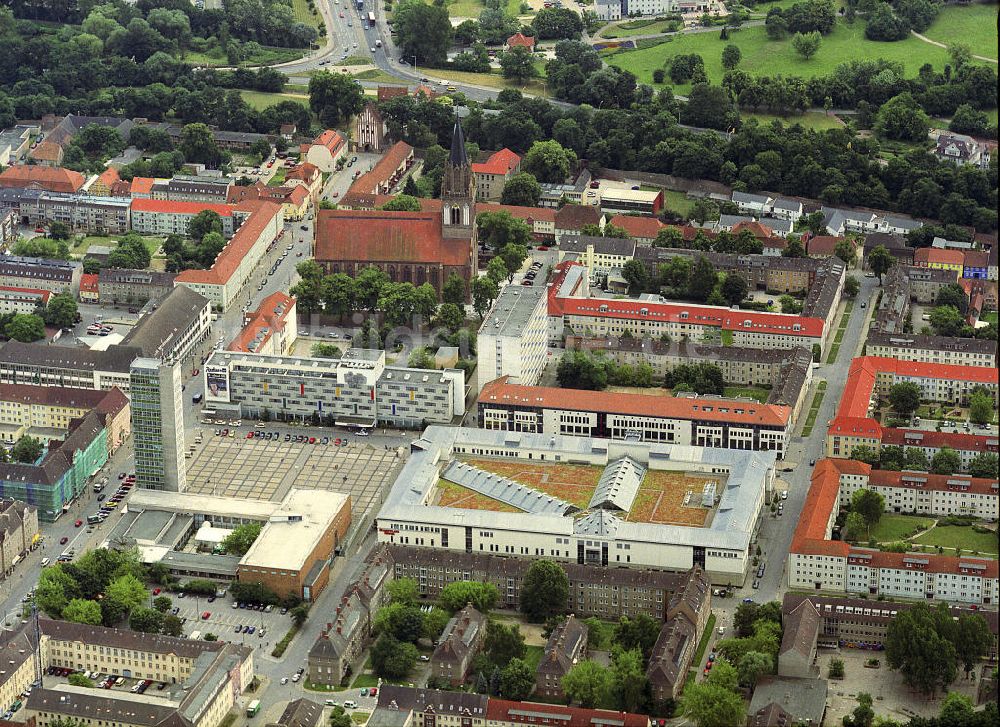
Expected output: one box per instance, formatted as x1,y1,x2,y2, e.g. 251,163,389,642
186,45,304,67
600,19,678,38
663,189,696,216
693,613,716,666
267,167,288,187
239,90,310,110
921,4,999,61
442,0,524,18
607,19,962,94
432,68,551,98
743,111,844,131
724,385,772,403
869,514,933,543
913,525,998,556
523,644,545,671
800,387,825,437
73,235,163,259
982,311,998,327
292,0,323,29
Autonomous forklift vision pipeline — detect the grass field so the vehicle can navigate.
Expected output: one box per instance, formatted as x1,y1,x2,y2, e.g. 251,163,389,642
186,46,304,67
869,514,933,543
913,525,998,556
73,235,163,259
723,385,772,403
267,167,287,187
443,0,524,17
433,68,551,97
800,380,827,437
239,90,310,110
600,19,678,38
626,470,716,526
921,4,999,61
292,0,323,29
462,459,603,509
663,189,696,216
743,111,845,130
606,19,961,94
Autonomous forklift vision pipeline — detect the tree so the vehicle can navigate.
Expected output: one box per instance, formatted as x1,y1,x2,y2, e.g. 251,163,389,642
834,238,856,265
163,614,184,637
886,603,958,694
904,448,931,471
370,633,418,678
221,522,262,555
485,621,526,666
939,692,973,723
533,7,584,39
374,602,425,643
311,343,341,359
737,650,773,688
439,581,499,613
843,511,867,542
842,693,875,727
783,238,806,258
381,195,422,212
687,256,718,302
393,0,453,66
865,4,910,41
434,303,465,333
935,283,969,315
522,140,576,184
952,614,991,676
791,31,821,59
130,606,165,633
308,71,365,127
888,382,922,416
828,658,845,678
36,566,80,618
561,661,614,709
499,657,535,700
680,83,737,131
188,210,223,241
614,614,662,658
610,648,648,713
520,560,569,622
472,276,499,320
11,435,44,464
63,598,103,625
329,705,353,727
931,447,962,475
621,259,651,295
849,445,881,466
874,93,930,142
442,273,467,307
48,221,71,240
557,351,608,391
721,44,741,70
929,305,965,337
179,123,222,167
969,390,994,425
477,211,534,253
844,276,860,298
681,682,745,727
500,46,538,85
387,577,419,605
290,604,310,627
68,672,95,688
968,452,999,479
866,245,895,282
500,244,529,282
105,574,147,612
851,489,885,534
5,313,45,342
153,595,173,613
423,607,451,641
501,172,542,207
720,273,748,306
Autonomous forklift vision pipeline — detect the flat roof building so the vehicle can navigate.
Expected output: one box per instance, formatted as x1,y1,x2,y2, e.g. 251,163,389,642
477,284,547,393
121,286,211,365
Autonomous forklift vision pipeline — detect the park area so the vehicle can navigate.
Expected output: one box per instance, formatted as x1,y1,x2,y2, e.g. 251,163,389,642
921,4,999,61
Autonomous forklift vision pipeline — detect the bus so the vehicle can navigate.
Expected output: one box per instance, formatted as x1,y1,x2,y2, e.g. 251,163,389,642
367,11,375,27
246,700,261,718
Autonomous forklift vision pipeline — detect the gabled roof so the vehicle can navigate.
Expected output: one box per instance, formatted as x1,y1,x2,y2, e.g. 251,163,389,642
588,456,645,511
175,202,283,286
915,247,965,266
0,165,85,193
609,214,663,239
506,32,535,48
555,204,601,230
779,598,820,659
131,198,233,216
472,148,520,176
314,209,471,266
311,129,346,154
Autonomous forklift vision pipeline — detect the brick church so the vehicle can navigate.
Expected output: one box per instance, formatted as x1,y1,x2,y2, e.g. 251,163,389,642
314,121,478,299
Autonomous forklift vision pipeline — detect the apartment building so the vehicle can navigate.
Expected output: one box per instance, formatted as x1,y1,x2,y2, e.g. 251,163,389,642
378,427,774,586
10,191,131,234
0,498,39,576
535,615,588,700
228,291,297,356
130,198,236,236
559,235,637,280
905,266,959,303
838,467,998,520
0,341,138,392
647,567,711,701
149,175,233,203
788,459,999,604
120,286,212,365
96,269,176,307
0,383,130,452
130,358,187,493
476,202,555,240
477,284,548,393
174,202,284,311
0,285,49,315
0,255,81,294
865,332,997,368
472,148,520,201
821,206,922,237
0,622,39,714
204,348,464,428
431,604,486,686
478,377,792,455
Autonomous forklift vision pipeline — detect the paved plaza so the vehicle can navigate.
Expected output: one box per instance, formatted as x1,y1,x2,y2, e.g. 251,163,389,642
185,436,404,522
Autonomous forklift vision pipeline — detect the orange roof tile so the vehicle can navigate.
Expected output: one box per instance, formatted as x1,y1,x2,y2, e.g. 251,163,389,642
790,459,851,557
312,129,346,155
486,699,647,727
506,32,535,48
471,148,520,177
314,208,471,267
608,214,663,239
881,428,998,453
806,235,844,256
479,376,791,427
348,141,414,198
286,163,319,183
96,167,120,186
868,469,998,496
78,274,98,295
0,165,85,193
29,141,63,163
732,220,774,239
130,177,156,195
131,198,233,216
175,202,282,286
851,548,999,578
915,247,965,266
228,291,295,353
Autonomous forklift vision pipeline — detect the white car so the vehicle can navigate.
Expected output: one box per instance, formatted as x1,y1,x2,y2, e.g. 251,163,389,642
280,677,288,685
291,673,301,683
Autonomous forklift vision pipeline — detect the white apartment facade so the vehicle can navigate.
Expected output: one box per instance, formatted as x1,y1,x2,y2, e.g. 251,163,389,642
866,333,997,368
477,285,548,392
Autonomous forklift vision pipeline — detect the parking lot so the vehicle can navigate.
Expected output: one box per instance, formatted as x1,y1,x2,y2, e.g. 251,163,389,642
184,433,403,521
165,594,291,648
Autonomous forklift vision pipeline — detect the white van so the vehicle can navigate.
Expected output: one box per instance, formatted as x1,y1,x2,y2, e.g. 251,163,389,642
40,557,50,567
343,701,357,709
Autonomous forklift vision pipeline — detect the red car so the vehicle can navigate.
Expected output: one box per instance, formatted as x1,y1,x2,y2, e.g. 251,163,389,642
309,437,316,444
246,431,254,439
152,588,161,596
59,536,68,545
74,519,83,527
201,611,211,620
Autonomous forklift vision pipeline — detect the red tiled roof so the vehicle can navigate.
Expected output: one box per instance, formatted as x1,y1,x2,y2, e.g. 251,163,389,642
286,163,320,183
471,148,520,177
609,214,663,239
78,274,98,295
348,141,414,198
377,86,409,101
547,261,586,317
828,417,883,439
806,235,844,256
557,296,826,338
314,209,471,267
963,250,989,268
130,177,155,195
312,129,346,155
0,165,85,193
485,698,647,727
29,140,63,163
867,469,998,496
915,247,965,266
479,376,791,427
506,32,535,48
475,202,555,224
849,548,999,578
96,167,120,187
790,459,851,557
131,198,233,216
881,428,998,453
555,204,601,230
732,220,774,239
228,291,295,353
175,202,282,286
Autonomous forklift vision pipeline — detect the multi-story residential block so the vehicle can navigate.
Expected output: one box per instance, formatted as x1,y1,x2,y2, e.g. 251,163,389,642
96,268,176,307
0,498,40,576
378,426,774,586
647,567,711,701
0,411,108,520
204,348,464,428
431,604,487,686
0,383,130,452
228,291,297,356
0,255,81,294
130,198,236,236
554,204,602,243
130,358,186,493
865,332,997,368
78,272,98,303
175,202,284,312
150,174,233,203
0,622,40,713
477,284,547,393
914,246,965,274
0,165,85,193
788,459,999,604
594,0,623,20
0,285,49,315
905,266,959,303
821,206,922,237
472,148,520,201
476,202,555,240
0,341,138,392
1,189,131,233
120,286,212,365
559,234,637,281
837,467,998,520
607,214,664,244
535,615,588,699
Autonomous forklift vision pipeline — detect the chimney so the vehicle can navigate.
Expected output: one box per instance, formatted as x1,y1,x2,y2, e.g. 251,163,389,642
336,626,342,634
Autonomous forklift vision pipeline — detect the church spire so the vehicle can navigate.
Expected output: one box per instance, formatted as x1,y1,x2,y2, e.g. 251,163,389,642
449,119,468,167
